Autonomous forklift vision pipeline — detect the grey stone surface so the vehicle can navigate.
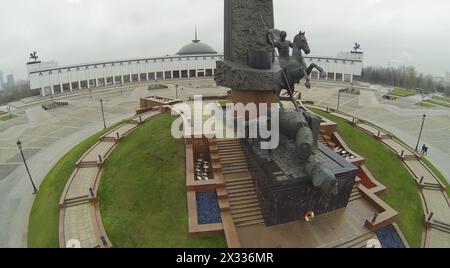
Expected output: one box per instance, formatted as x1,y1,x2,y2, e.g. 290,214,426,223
215,60,283,91
216,0,282,92
224,0,274,62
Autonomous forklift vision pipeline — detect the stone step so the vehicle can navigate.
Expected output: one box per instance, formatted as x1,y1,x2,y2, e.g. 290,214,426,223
352,236,376,248
229,197,260,205
217,141,241,146
230,201,260,210
233,214,265,224
222,163,249,171
65,198,90,208
219,151,245,159
226,176,252,183
223,168,249,175
218,147,242,152
217,143,241,148
101,137,117,142
65,195,89,203
350,191,361,198
218,151,245,157
430,225,450,234
229,192,258,201
235,219,265,228
220,158,247,164
221,161,248,167
225,172,252,180
226,181,254,190
220,159,247,165
227,186,256,195
431,221,450,233
423,186,442,191
349,193,362,202
434,219,450,228
218,147,242,151
335,232,375,248
232,209,262,218
217,139,240,144
228,189,257,198
78,161,98,167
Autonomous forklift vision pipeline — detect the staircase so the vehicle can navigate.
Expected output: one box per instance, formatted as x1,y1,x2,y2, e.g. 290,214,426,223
349,184,362,202
76,161,98,168
216,139,265,228
423,182,443,191
431,219,450,234
334,232,377,248
64,196,90,208
321,232,377,248
318,135,336,149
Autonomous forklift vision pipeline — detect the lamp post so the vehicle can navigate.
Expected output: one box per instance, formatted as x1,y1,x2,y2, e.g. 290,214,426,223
175,85,179,99
16,140,39,194
100,99,106,129
337,89,345,112
415,114,427,152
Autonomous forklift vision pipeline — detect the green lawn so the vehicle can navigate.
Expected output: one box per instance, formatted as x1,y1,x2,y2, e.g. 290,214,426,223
416,102,435,108
0,114,17,121
389,87,417,97
310,108,424,248
217,99,231,107
425,99,450,108
432,96,450,104
27,122,124,248
99,113,227,248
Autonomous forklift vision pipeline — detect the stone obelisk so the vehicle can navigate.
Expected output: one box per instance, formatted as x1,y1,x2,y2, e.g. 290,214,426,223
215,0,283,109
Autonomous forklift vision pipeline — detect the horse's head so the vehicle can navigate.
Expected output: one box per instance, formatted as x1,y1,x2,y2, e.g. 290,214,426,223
294,31,311,55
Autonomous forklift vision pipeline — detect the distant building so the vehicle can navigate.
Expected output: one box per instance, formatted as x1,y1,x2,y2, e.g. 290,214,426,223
434,76,445,84
27,33,363,96
0,71,4,90
6,74,14,87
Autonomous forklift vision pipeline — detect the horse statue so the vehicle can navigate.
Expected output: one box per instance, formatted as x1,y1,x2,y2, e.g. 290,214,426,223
268,30,326,94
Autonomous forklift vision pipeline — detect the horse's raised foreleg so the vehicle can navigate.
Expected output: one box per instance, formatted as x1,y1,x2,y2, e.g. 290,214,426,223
306,63,326,77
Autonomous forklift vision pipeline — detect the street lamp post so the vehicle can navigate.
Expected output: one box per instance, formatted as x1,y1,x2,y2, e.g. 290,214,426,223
100,99,107,129
17,140,39,194
337,89,345,112
415,114,427,152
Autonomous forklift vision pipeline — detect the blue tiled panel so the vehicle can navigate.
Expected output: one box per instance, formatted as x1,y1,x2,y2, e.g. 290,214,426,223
196,192,222,224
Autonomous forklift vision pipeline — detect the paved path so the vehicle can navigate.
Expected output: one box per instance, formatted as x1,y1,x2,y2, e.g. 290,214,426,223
59,110,161,248
302,81,450,182
308,104,450,248
0,78,226,248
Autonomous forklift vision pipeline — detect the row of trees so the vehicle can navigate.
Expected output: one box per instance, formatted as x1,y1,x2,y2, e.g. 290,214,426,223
360,66,450,95
0,81,40,105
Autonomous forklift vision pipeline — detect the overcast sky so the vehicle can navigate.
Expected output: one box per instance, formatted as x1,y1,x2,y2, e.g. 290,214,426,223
1,0,450,80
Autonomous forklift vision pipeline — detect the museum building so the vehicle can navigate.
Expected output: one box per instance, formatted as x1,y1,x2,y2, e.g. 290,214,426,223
26,34,363,96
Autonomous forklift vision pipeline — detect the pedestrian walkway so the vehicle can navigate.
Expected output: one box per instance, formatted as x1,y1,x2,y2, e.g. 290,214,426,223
58,110,161,248
307,104,450,248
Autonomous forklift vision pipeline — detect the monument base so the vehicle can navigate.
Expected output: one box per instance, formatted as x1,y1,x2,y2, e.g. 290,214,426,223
243,138,358,227
229,89,278,120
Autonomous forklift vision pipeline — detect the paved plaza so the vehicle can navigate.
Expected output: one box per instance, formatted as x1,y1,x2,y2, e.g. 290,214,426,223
0,79,228,248
300,80,450,182
2,78,449,248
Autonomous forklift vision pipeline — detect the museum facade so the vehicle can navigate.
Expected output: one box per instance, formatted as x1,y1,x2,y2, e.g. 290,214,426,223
27,37,363,96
